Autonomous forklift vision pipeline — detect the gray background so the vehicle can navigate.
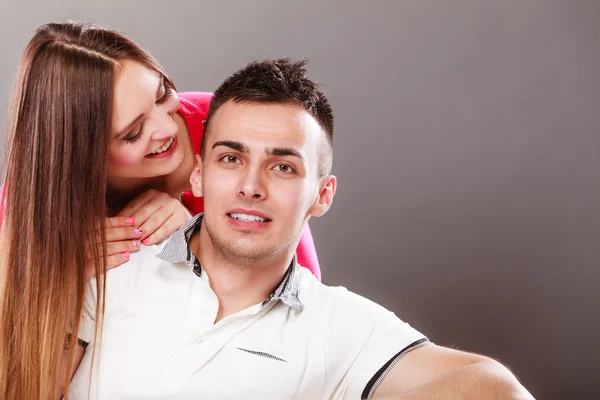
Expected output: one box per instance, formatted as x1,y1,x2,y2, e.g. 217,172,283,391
1,1,598,398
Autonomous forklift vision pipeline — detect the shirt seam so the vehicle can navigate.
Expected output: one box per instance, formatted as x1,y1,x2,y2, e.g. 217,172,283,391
363,338,431,400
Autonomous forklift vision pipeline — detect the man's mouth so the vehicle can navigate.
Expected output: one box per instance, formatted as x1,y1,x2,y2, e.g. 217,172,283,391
228,213,271,223
148,136,175,155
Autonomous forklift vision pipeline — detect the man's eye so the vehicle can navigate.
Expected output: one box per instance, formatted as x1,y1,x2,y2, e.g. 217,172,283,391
221,155,240,164
273,164,294,173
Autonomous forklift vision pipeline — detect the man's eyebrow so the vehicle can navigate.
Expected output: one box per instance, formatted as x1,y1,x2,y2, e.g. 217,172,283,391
212,141,249,153
115,114,144,139
266,147,305,160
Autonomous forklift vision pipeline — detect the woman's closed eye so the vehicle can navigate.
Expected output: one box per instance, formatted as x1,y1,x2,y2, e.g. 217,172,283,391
123,80,173,144
124,122,145,144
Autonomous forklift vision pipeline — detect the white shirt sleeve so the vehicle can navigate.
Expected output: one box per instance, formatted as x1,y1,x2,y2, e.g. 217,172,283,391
77,279,98,344
325,288,429,400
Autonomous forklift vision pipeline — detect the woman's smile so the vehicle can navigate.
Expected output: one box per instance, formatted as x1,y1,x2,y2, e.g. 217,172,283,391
146,136,177,158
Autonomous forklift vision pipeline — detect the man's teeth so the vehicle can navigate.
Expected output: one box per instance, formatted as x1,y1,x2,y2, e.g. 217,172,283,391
150,137,174,155
230,213,267,222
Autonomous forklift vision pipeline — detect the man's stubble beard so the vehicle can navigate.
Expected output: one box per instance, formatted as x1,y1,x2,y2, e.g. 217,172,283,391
204,218,304,269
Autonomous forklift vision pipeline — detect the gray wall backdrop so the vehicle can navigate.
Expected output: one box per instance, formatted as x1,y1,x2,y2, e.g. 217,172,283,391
1,1,598,398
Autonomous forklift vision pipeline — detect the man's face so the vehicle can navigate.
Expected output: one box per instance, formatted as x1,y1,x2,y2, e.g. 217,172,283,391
194,100,335,266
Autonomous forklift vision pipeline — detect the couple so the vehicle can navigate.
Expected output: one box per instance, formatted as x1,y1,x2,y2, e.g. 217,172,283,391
0,22,533,399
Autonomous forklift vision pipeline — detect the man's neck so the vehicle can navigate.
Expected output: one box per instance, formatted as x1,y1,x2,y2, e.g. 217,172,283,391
190,223,295,323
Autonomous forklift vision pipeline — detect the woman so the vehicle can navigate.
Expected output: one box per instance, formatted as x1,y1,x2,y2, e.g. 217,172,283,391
0,21,320,399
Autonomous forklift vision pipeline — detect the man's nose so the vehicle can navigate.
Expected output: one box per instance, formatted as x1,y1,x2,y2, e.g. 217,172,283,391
237,167,267,200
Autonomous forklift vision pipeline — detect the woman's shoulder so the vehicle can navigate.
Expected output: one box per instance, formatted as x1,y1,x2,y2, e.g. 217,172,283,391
178,92,213,117
178,92,213,152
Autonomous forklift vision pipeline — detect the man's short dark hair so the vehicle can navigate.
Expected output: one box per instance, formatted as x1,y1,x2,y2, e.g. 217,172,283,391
201,58,334,177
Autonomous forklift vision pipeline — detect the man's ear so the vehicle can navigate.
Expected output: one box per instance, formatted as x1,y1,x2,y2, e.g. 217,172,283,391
189,155,203,197
309,175,337,217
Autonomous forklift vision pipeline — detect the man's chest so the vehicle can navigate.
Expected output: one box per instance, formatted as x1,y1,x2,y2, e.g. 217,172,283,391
90,301,330,399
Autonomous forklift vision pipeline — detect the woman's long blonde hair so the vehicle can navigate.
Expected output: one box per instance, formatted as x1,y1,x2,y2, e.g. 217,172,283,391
0,21,173,399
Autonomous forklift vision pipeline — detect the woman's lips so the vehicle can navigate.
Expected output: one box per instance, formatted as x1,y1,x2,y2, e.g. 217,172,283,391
146,136,177,159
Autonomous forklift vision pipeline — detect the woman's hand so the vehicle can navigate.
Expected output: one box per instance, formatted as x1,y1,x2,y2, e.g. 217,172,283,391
101,190,192,270
117,189,192,246
104,216,143,270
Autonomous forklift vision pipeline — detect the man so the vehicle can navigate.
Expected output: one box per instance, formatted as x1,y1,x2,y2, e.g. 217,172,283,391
69,59,534,399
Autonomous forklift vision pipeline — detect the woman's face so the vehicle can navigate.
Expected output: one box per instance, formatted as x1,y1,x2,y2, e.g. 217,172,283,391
108,60,184,187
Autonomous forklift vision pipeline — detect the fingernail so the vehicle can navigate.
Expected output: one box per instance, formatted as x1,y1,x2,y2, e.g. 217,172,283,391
122,251,130,258
126,217,135,224
132,240,141,247
142,238,150,245
134,228,143,235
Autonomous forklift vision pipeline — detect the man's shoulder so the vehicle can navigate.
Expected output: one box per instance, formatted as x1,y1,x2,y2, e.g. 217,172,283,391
114,238,187,280
100,239,193,305
296,266,388,317
296,265,347,299
128,238,171,264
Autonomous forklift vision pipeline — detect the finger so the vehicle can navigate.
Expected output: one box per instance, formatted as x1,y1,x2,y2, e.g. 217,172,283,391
106,239,142,256
105,226,144,242
141,215,182,246
138,209,172,243
116,189,161,217
106,252,131,270
106,216,136,228
141,203,192,245
128,193,173,227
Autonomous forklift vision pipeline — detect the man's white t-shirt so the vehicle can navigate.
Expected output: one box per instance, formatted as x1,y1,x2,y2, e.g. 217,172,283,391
69,215,428,399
